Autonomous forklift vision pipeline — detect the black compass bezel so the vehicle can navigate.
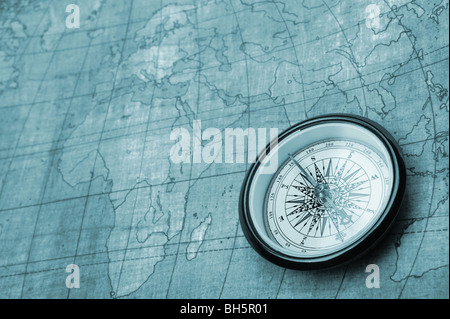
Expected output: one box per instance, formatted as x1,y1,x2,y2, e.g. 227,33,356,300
238,114,406,270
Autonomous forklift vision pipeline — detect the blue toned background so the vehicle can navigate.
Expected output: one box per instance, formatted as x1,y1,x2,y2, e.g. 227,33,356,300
0,0,448,298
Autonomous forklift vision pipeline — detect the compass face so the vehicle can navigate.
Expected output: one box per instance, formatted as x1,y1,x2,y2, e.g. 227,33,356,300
239,115,406,269
264,139,392,257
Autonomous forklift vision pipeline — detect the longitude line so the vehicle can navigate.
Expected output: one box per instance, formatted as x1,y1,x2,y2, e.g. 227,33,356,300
218,0,252,299
65,1,135,299
65,1,123,299
113,0,162,298
381,0,439,299
165,0,201,298
17,0,67,298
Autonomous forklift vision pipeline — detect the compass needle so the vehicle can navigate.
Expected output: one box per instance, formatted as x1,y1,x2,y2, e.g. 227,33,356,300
288,153,317,187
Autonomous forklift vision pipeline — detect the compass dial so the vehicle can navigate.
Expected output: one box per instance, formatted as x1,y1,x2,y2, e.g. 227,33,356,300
265,139,392,257
239,114,406,270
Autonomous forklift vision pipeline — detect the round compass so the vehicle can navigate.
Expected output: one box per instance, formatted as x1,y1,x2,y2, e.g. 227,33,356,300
239,114,406,270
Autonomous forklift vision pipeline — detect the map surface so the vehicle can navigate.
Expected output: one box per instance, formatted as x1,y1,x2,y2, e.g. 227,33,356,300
0,0,448,298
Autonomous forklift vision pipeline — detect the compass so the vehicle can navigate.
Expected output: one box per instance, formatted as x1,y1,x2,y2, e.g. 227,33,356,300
239,114,406,270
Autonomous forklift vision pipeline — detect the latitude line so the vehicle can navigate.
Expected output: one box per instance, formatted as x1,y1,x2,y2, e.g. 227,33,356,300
1,225,448,279
0,57,447,165
1,42,447,113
